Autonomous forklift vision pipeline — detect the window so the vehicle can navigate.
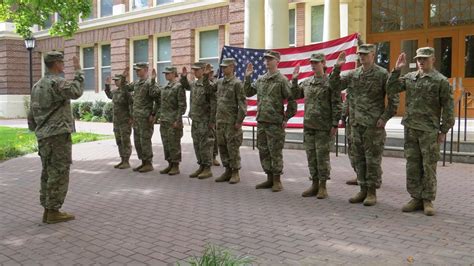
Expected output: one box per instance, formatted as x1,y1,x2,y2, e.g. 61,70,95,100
311,5,324,43
43,15,53,30
157,36,171,85
371,0,424,33
100,0,113,17
430,0,474,27
199,30,219,71
289,9,296,47
157,0,173,5
101,45,111,90
132,0,148,10
133,39,149,81
83,47,96,91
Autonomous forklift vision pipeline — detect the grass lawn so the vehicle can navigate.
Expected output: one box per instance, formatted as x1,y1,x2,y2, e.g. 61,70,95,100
0,126,112,161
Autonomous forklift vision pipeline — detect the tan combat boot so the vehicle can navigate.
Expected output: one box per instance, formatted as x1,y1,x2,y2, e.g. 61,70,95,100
168,163,180,175
133,161,145,172
402,198,423,212
316,180,328,199
301,180,319,197
349,186,367,203
46,210,75,224
118,157,130,169
272,175,283,192
114,158,123,169
363,186,377,206
212,157,221,166
229,169,240,184
215,168,232,182
42,209,48,223
256,174,273,189
346,178,358,185
138,161,154,173
159,162,172,174
423,200,435,216
198,166,213,179
189,165,204,178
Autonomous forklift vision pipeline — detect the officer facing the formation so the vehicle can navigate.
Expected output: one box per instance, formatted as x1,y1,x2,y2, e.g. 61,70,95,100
105,74,133,169
291,52,343,199
387,47,454,216
212,58,247,184
154,66,187,176
27,51,84,224
208,65,221,167
335,44,399,206
123,63,159,173
245,50,297,192
181,62,217,179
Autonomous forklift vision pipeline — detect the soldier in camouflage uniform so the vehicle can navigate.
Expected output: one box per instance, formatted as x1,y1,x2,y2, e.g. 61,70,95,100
208,66,221,166
211,58,247,184
123,62,159,173
387,47,454,216
334,44,399,206
244,50,297,192
291,53,343,199
27,51,83,224
154,66,187,175
180,62,217,179
105,74,133,169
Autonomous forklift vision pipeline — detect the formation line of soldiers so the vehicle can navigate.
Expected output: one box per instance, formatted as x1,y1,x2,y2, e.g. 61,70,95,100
28,43,453,223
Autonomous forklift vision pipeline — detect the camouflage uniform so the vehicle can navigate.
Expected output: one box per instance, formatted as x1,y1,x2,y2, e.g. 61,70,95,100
105,74,133,163
387,48,454,202
27,51,84,213
341,96,356,172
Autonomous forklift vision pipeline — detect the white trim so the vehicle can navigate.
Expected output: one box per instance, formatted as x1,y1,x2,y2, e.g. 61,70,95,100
130,37,150,81
99,43,112,92
305,2,325,45
195,27,220,63
289,7,296,47
81,46,96,92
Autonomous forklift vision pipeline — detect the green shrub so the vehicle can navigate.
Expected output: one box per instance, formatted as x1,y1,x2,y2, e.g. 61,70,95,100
92,101,106,117
80,112,93,122
183,245,254,266
71,102,81,120
103,102,114,122
91,116,107,123
79,101,93,117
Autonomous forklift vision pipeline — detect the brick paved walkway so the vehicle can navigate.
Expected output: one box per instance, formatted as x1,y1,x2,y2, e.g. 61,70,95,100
1,128,473,265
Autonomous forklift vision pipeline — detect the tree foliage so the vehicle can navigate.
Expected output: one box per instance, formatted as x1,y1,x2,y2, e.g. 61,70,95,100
0,0,92,38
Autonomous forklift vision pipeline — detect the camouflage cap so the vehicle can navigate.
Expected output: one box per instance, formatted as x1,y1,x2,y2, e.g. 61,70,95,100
162,66,178,74
191,62,207,69
357,44,376,54
112,74,125,80
309,53,325,62
414,47,435,59
133,62,149,70
44,51,64,63
220,58,236,67
263,50,281,60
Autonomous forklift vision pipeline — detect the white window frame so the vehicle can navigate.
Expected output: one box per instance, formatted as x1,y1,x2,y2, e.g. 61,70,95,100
99,43,112,91
98,0,114,18
130,0,149,11
195,26,220,68
154,0,175,7
153,33,172,85
130,36,150,82
305,3,325,44
289,6,297,47
80,45,96,92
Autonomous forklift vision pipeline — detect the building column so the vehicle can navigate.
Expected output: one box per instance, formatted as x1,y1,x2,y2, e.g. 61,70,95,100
110,25,129,80
244,0,264,48
264,0,289,49
323,0,340,41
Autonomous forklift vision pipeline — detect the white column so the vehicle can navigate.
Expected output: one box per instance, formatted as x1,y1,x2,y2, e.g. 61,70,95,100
264,0,289,49
323,0,341,41
244,0,265,49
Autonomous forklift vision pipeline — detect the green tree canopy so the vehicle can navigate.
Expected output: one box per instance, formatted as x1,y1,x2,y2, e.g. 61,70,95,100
0,0,92,38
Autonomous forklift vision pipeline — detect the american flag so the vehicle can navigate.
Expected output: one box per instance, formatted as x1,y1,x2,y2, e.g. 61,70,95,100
219,33,359,128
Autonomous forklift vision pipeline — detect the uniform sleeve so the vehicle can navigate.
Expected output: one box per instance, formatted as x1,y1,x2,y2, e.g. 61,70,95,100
235,81,247,124
329,65,342,92
104,84,112,99
55,70,84,100
152,86,161,117
180,75,191,91
244,76,257,97
127,88,134,118
439,79,455,134
290,78,304,99
27,109,36,131
177,84,187,122
331,84,343,127
209,82,217,125
283,79,297,121
380,71,400,122
386,69,408,94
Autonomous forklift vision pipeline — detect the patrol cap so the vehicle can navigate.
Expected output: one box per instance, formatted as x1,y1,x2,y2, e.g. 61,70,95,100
133,62,149,70
220,58,236,67
309,53,325,62
191,62,207,69
414,47,435,59
357,44,376,54
44,51,64,63
263,50,281,60
162,66,178,74
112,74,125,80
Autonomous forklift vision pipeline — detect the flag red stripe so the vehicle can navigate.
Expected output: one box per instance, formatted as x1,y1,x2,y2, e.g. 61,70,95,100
273,33,359,55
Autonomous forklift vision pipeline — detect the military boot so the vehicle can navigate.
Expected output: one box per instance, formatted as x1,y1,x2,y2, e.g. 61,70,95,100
346,178,358,185
363,186,377,206
159,162,172,174
316,180,328,199
349,186,367,203
402,198,423,212
272,175,283,192
168,163,180,175
198,166,213,179
423,200,435,216
133,161,145,172
212,157,221,166
215,168,232,182
138,161,154,173
301,180,319,197
255,174,273,189
46,210,75,224
118,157,130,169
42,208,48,223
114,158,123,169
189,165,204,178
229,169,240,184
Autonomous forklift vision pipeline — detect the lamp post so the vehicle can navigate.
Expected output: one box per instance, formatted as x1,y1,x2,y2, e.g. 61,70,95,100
24,37,36,92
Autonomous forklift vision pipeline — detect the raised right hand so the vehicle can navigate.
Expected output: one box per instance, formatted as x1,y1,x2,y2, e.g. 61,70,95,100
395,53,407,70
105,76,112,85
293,65,300,79
245,63,254,77
181,67,188,77
336,51,346,67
